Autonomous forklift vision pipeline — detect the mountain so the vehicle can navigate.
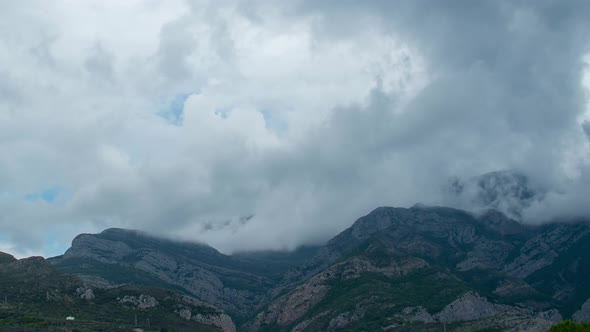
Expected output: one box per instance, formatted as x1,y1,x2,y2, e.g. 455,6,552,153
48,228,319,323
0,252,234,331
47,205,590,331
247,206,590,331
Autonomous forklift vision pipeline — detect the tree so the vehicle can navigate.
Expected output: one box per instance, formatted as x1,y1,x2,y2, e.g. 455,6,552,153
548,320,590,332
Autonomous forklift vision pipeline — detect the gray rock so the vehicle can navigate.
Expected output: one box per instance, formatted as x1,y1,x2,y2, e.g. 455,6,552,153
119,294,158,309
191,312,236,332
63,234,133,264
175,300,236,332
573,298,590,322
504,224,589,278
436,292,511,322
400,306,435,323
178,309,192,320
76,287,95,300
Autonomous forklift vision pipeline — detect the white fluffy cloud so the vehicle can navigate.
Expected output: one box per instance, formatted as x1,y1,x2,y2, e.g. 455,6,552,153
1,0,589,257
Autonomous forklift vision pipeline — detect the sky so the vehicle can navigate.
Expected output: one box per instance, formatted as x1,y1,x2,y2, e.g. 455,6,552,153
1,0,590,258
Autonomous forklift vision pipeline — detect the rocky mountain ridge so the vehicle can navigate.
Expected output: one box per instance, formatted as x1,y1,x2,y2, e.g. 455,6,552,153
45,205,590,331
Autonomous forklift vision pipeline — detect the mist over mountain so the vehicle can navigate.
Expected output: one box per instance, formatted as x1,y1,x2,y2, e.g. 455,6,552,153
444,170,543,221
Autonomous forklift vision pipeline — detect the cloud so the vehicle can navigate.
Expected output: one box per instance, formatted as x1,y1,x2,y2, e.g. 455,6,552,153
0,0,589,257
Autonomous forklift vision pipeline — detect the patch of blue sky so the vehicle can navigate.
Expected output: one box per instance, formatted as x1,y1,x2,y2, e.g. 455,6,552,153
24,186,60,203
44,232,70,258
260,109,288,133
0,234,15,255
158,91,198,126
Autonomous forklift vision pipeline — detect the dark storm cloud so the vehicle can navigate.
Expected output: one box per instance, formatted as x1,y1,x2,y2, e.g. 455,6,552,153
1,1,590,256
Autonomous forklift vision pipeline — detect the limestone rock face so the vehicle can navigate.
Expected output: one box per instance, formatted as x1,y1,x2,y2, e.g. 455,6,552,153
178,309,192,320
456,238,514,271
503,223,590,279
435,292,511,322
327,310,366,331
191,312,236,332
250,280,329,328
573,298,590,322
76,287,95,300
249,251,427,331
119,294,159,309
175,296,236,332
63,234,134,264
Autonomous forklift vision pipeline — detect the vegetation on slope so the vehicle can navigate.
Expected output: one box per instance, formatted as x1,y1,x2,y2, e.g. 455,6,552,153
0,253,224,331
549,320,590,332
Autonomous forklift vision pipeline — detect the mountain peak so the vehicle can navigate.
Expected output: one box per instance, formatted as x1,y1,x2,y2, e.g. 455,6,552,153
100,227,138,235
0,251,17,264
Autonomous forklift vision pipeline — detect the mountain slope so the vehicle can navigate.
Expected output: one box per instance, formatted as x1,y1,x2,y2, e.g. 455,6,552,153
48,228,317,322
0,252,234,331
247,206,589,331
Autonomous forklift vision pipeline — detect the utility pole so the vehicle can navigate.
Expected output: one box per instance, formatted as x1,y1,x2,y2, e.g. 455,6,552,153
444,322,447,332
146,318,150,327
4,295,6,305
134,313,138,327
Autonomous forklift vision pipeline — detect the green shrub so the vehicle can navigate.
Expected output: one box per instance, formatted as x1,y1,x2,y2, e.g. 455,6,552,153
548,320,590,332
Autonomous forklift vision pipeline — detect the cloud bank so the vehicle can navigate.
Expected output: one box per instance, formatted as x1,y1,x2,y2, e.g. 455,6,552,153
1,0,589,257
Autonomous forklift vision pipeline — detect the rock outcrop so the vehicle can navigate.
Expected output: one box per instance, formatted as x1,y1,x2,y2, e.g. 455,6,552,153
119,294,158,309
435,292,512,322
175,296,237,332
573,298,590,322
76,287,95,300
503,223,590,279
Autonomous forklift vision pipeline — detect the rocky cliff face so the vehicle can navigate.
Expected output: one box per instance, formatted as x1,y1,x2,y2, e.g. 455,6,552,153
283,206,523,285
395,292,561,331
248,246,430,331
435,292,513,322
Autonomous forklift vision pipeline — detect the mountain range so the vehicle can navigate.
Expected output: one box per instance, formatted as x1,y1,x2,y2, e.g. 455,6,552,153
3,198,590,330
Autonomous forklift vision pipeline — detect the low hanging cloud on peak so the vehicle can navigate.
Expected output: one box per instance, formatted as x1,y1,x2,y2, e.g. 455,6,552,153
1,0,590,257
